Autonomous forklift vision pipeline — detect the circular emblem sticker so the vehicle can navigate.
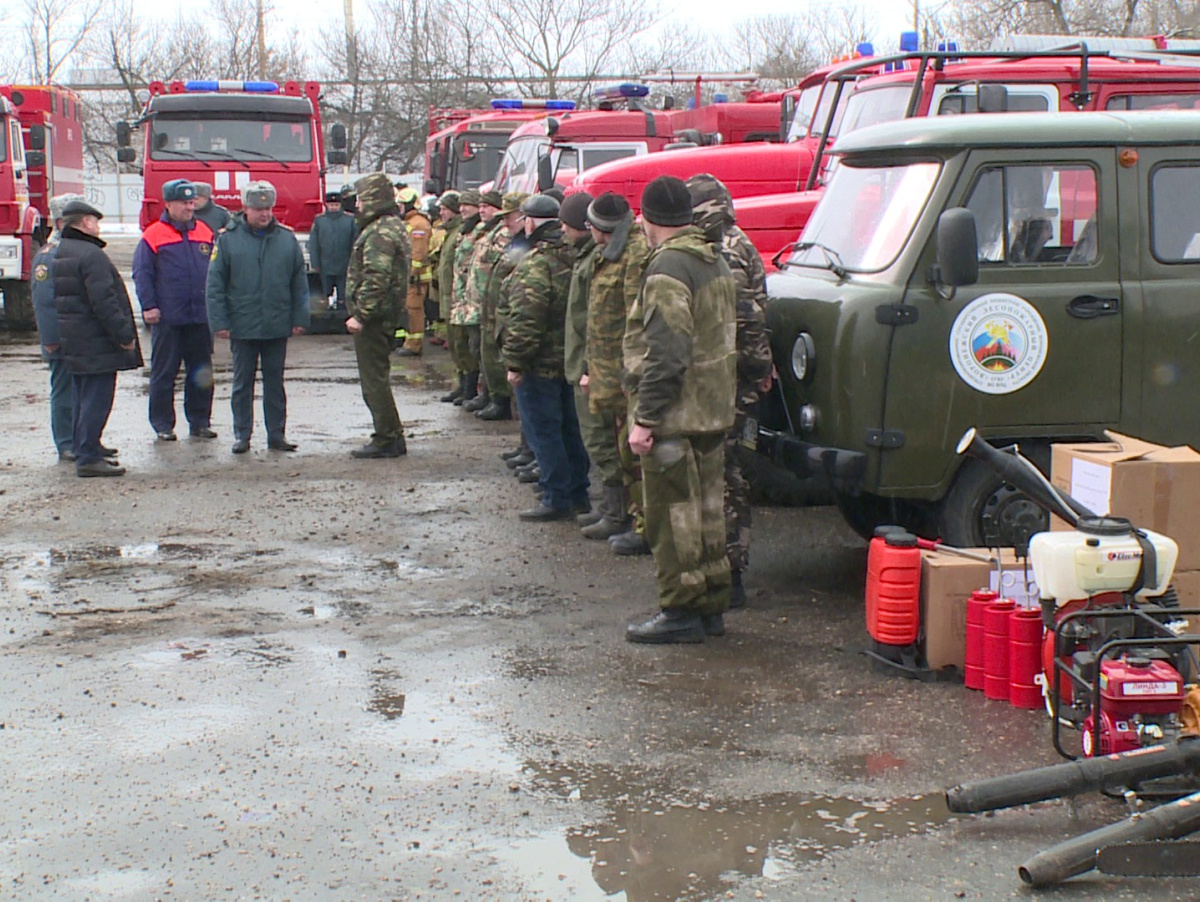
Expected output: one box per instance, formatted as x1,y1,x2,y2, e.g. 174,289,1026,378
33,263,49,282
949,293,1048,395
198,243,211,257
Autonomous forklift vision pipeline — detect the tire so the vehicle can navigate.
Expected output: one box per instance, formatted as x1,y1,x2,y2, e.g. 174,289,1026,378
741,449,836,508
1,279,35,331
835,492,927,541
934,442,1051,547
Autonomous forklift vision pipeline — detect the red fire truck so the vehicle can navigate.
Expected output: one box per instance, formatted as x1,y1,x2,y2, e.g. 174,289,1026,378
0,83,85,330
492,82,781,194
740,38,1200,265
423,99,576,196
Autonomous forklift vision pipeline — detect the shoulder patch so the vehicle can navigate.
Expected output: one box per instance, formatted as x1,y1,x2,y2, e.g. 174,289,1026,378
34,263,49,281
210,244,219,262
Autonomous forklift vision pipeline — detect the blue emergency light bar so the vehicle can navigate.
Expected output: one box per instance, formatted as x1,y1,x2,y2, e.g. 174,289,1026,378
857,42,875,56
489,98,576,110
185,80,280,93
596,83,650,100
899,31,919,52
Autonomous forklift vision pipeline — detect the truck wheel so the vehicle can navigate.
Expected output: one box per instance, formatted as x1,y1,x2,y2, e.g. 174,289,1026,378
1,279,35,331
741,449,835,508
835,492,926,541
934,444,1050,547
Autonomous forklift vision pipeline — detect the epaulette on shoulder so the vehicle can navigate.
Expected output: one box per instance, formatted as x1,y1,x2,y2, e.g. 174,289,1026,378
278,222,295,232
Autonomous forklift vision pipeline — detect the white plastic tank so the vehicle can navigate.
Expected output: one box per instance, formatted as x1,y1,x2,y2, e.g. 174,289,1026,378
1029,518,1178,604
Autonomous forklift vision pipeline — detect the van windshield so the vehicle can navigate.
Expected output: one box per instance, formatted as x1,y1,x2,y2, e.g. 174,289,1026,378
791,159,940,272
493,135,546,194
838,85,912,138
786,85,822,143
450,133,508,191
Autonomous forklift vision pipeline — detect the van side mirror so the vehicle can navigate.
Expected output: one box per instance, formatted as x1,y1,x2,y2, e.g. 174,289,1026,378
326,149,347,165
537,154,554,192
116,148,136,164
930,207,979,298
330,123,347,150
978,84,1008,114
29,124,45,150
26,151,45,167
115,121,131,148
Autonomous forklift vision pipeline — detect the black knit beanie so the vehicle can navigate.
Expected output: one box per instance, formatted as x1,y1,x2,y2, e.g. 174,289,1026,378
587,192,630,233
640,176,693,226
559,192,594,230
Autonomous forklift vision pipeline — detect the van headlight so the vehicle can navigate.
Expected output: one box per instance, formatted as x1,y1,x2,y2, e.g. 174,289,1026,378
791,333,815,381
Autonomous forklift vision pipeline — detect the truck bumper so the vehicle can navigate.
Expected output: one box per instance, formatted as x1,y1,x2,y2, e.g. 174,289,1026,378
0,237,22,280
756,425,867,489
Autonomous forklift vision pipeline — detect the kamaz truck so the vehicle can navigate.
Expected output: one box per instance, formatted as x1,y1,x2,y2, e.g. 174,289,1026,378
0,83,85,330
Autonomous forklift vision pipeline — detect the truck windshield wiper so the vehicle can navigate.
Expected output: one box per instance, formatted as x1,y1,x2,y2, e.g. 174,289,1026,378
153,147,211,168
193,149,251,169
795,241,848,278
232,147,291,170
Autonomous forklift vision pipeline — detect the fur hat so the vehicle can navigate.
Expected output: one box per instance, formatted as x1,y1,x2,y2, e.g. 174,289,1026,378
241,180,277,210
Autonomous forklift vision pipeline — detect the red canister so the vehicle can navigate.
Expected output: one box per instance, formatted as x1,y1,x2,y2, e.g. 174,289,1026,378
964,589,999,691
1009,609,1045,710
865,528,921,646
983,599,1016,701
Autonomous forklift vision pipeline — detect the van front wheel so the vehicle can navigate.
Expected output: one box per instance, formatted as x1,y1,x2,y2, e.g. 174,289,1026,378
934,453,1049,548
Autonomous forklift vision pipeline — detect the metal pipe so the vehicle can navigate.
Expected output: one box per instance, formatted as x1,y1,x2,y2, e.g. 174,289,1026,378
1018,790,1200,886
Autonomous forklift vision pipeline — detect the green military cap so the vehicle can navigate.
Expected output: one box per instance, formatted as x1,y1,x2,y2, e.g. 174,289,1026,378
459,188,482,207
500,191,530,214
479,189,504,209
438,190,460,213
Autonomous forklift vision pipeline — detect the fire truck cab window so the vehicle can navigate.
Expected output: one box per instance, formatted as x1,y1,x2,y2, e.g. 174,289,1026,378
965,163,1098,265
151,117,313,163
1108,93,1200,111
937,91,1051,115
1150,164,1200,262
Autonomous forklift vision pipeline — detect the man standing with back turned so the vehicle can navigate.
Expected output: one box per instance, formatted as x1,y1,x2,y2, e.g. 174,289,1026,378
623,176,737,644
133,178,217,442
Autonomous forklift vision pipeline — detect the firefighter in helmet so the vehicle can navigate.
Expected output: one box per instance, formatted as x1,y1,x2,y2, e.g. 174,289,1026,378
394,185,433,356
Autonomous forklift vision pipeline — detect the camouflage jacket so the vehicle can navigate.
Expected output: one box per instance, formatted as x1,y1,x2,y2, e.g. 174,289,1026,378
623,225,736,436
346,187,411,328
722,225,773,409
502,221,573,380
435,215,463,319
494,232,534,345
563,233,597,385
449,213,483,325
587,214,649,414
468,224,512,333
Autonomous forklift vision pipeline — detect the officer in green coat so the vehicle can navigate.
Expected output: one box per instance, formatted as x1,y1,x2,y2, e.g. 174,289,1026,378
623,176,737,645
345,172,412,459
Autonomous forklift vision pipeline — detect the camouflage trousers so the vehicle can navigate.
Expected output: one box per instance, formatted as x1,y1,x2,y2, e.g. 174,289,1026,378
574,385,621,486
641,431,731,614
725,413,753,571
447,323,478,375
353,321,404,444
480,327,509,401
615,413,644,532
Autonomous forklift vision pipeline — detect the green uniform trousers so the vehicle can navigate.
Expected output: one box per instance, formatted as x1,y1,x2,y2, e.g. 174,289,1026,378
725,412,753,571
574,385,621,486
640,431,730,614
616,414,644,532
447,323,474,374
353,321,404,444
480,327,509,400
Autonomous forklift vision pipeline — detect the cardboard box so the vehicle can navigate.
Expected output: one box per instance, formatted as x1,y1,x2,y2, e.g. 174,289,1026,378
1166,570,1200,659
1050,432,1200,570
921,549,1036,672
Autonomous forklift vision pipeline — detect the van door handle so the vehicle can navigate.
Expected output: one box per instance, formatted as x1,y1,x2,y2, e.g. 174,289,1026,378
1067,295,1120,319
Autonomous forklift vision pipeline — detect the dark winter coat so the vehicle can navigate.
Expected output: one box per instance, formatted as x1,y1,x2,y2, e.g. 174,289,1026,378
309,210,356,277
52,227,143,375
205,214,311,340
32,241,62,356
195,201,231,234
132,213,214,326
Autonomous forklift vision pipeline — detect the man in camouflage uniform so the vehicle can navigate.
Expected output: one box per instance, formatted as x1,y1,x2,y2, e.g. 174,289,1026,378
624,176,736,645
345,172,412,458
468,190,521,420
394,186,432,357
453,189,501,408
434,192,466,397
448,189,483,404
476,191,532,421
686,173,774,609
585,193,651,553
503,194,589,520
425,192,455,349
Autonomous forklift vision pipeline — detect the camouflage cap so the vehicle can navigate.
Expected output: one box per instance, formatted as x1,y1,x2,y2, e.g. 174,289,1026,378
438,190,461,213
479,189,504,209
500,191,530,215
241,180,277,210
685,172,735,231
459,188,482,208
49,192,85,223
355,172,399,216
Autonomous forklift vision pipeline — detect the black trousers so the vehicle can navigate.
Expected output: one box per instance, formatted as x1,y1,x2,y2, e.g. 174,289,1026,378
71,371,117,466
148,322,213,434
230,337,288,443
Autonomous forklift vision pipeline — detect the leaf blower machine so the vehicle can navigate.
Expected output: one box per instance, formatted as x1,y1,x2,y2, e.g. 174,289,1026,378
956,428,1200,766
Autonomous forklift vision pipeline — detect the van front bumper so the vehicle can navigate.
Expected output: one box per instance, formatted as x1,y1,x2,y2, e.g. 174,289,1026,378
756,425,866,489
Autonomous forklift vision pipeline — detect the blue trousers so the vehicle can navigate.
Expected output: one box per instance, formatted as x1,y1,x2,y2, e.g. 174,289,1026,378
46,355,73,453
71,371,116,466
149,323,214,434
230,337,288,443
515,373,589,510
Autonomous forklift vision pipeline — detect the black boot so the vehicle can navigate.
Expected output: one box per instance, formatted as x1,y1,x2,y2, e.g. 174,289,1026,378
441,374,464,403
626,609,706,644
456,371,479,407
476,396,512,420
729,569,747,609
463,383,490,412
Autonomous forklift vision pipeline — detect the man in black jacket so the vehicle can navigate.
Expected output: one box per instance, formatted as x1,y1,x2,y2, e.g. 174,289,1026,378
53,200,143,477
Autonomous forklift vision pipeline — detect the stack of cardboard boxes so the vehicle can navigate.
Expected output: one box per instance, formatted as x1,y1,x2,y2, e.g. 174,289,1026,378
919,432,1200,674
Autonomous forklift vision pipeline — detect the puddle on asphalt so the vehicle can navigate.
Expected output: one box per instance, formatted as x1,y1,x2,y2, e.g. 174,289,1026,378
509,761,952,900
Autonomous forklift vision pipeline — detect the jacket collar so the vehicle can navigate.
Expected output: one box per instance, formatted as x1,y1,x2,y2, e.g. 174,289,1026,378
62,225,105,248
601,212,635,262
160,211,199,233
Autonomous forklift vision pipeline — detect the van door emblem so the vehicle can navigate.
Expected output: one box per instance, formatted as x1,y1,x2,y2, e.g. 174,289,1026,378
949,293,1048,395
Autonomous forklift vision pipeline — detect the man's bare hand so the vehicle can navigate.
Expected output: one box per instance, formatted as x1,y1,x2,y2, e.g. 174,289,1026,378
344,316,362,335
628,423,654,456
292,326,306,336
579,373,590,393
119,341,135,351
507,370,523,389
142,308,161,325
214,330,230,340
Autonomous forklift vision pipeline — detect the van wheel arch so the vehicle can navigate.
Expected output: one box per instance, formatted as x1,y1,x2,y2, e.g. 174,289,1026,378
934,439,1052,547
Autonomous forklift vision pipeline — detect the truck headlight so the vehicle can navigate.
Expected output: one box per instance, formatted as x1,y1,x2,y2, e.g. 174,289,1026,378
0,246,18,259
791,333,815,381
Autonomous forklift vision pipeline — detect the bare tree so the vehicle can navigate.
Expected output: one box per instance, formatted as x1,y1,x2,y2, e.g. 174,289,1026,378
24,0,106,84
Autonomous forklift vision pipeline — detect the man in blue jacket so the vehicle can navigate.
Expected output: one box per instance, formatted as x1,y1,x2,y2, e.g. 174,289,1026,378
205,181,310,455
309,190,356,306
133,178,217,441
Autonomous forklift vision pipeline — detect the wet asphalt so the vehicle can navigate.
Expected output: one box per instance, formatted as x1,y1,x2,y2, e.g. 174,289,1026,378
0,239,1196,900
